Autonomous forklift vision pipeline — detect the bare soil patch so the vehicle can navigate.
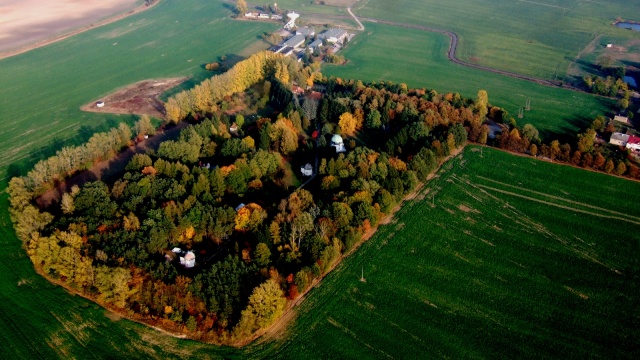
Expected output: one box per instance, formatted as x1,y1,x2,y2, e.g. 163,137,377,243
81,78,187,118
0,0,159,59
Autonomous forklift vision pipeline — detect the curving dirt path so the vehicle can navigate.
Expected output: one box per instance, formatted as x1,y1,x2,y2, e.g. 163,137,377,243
299,7,591,94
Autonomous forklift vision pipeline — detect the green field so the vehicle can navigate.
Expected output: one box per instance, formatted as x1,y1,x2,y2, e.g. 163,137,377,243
323,22,611,139
352,0,640,81
0,0,277,186
2,0,640,358
2,146,638,358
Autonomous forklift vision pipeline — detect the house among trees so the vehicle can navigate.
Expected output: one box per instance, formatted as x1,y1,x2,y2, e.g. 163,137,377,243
180,251,196,268
613,115,630,125
301,163,313,176
331,134,346,153
235,203,246,212
229,123,239,135
610,132,630,146
626,135,640,151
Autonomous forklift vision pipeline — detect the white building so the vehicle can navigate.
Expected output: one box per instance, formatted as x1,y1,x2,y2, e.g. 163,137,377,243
331,134,346,153
610,132,630,146
301,163,313,176
318,28,348,43
626,135,640,151
180,251,196,268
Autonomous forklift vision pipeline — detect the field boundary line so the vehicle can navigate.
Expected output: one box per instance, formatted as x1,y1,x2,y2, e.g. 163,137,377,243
474,175,640,222
475,184,640,225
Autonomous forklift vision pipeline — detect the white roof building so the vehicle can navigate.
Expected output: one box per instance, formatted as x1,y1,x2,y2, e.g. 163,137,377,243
301,163,313,176
331,134,346,153
610,132,630,146
180,251,196,268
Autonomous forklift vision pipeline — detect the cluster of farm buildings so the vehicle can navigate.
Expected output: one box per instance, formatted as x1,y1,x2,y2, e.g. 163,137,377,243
269,26,350,59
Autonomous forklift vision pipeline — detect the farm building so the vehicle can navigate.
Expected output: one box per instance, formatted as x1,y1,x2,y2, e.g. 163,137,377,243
331,134,346,153
245,12,258,18
308,39,323,50
180,251,196,268
296,27,315,37
610,132,630,146
613,115,630,125
282,34,306,48
271,14,283,20
626,135,640,151
318,28,348,43
301,163,313,176
258,13,270,19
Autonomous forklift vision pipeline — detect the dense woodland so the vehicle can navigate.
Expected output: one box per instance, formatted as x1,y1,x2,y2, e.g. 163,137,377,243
8,50,639,344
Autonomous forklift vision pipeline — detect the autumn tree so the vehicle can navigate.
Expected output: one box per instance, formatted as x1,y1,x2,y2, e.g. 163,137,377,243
236,0,248,16
233,279,286,338
475,90,489,120
338,112,357,136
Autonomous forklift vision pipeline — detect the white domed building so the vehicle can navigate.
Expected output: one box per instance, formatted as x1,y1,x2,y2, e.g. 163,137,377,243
331,134,346,153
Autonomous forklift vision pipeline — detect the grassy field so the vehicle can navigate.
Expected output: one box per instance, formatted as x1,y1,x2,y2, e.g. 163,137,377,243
1,0,639,358
2,144,639,358
323,22,611,139
352,0,640,81
0,0,276,186
247,146,640,359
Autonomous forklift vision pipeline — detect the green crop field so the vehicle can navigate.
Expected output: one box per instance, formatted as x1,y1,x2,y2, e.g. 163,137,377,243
0,0,277,186
1,0,639,358
323,22,611,139
2,147,638,358
352,0,640,81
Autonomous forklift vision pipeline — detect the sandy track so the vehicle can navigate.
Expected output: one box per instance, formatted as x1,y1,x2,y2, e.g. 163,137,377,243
0,0,160,60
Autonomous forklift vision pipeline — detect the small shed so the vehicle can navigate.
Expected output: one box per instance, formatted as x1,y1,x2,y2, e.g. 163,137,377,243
96,101,105,108
301,163,313,176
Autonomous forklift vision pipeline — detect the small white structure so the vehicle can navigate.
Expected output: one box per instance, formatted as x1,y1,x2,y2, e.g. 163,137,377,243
171,247,182,253
301,163,313,176
271,14,282,20
96,101,105,108
180,251,196,268
284,12,299,30
606,43,613,48
331,134,346,153
626,135,640,151
235,203,246,212
259,13,270,19
245,12,258,18
610,132,630,146
613,115,630,125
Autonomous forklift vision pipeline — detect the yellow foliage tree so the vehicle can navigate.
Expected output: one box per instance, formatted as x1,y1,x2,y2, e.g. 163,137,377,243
338,112,357,136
